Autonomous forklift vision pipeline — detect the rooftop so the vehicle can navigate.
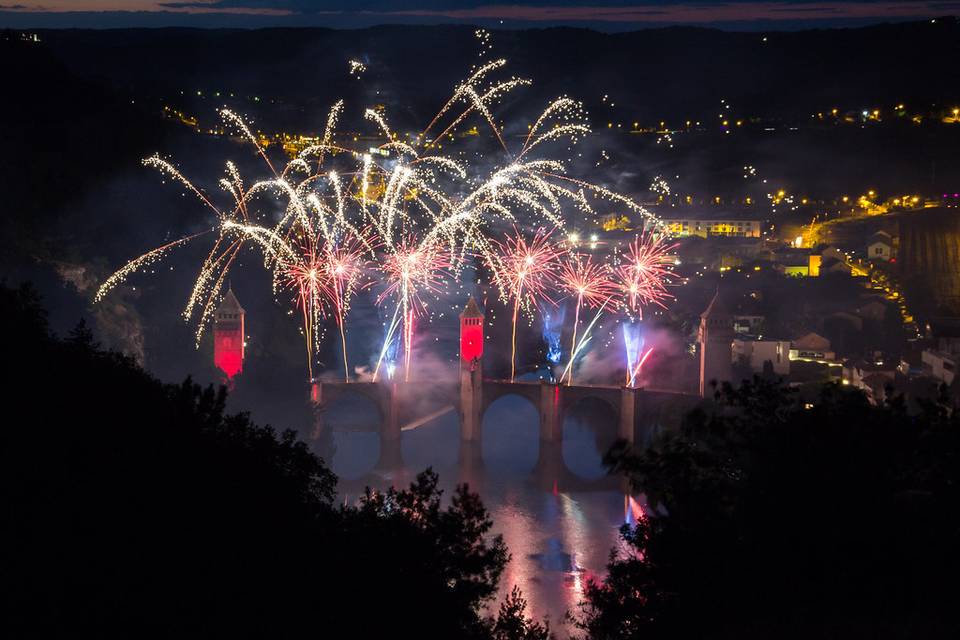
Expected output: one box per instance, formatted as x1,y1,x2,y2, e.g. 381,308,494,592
460,296,483,319
217,287,245,314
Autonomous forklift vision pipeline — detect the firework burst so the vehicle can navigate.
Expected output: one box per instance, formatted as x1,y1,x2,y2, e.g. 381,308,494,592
616,231,677,319
558,254,618,384
282,230,374,381
95,38,664,382
486,227,565,381
376,238,452,382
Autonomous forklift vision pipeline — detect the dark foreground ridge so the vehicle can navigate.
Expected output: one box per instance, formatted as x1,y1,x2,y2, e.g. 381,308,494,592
0,283,549,639
4,282,960,638
579,378,960,638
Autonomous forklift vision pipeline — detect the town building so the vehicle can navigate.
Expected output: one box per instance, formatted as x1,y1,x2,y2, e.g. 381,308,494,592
732,338,791,375
662,212,763,238
733,314,765,335
921,349,957,386
867,230,893,261
790,332,836,363
843,359,897,403
856,297,888,322
699,289,734,396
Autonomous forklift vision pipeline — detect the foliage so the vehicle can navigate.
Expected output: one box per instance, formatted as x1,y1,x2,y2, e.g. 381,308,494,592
0,283,543,639
578,377,960,638
488,587,551,640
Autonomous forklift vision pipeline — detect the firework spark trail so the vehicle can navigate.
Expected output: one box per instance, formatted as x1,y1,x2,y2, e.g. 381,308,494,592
280,233,372,381
376,239,452,382
94,231,211,304
560,294,616,385
616,231,677,319
542,307,564,368
97,44,670,382
486,227,564,381
622,319,655,387
280,240,325,379
325,237,374,381
372,303,403,383
630,347,655,387
622,320,642,386
558,254,618,385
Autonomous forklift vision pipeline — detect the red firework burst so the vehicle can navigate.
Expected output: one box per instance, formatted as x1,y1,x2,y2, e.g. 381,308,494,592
487,226,565,308
486,226,565,381
558,252,618,308
377,238,452,316
616,231,676,316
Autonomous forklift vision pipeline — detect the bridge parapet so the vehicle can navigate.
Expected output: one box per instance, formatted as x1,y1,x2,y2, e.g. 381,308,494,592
309,377,696,475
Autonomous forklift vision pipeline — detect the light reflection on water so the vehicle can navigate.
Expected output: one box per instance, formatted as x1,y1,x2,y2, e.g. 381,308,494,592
324,394,639,629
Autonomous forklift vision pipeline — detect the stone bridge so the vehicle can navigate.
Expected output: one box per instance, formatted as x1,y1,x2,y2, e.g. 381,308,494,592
311,376,697,490
309,296,698,490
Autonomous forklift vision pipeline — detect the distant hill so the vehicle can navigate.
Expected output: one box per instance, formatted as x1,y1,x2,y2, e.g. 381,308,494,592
23,19,960,128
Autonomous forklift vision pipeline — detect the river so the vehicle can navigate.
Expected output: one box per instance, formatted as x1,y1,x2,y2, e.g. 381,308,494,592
325,391,646,632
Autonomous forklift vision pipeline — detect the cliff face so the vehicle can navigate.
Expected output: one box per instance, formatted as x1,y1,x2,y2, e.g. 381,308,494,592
900,208,960,316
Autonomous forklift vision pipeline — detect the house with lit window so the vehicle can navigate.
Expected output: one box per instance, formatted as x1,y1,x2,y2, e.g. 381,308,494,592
867,231,893,261
790,332,836,363
661,212,763,238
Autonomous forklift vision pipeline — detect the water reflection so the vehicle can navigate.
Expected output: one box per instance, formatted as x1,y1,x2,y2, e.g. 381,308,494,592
321,391,381,480
322,394,636,628
482,395,539,474
330,432,379,480
562,397,618,481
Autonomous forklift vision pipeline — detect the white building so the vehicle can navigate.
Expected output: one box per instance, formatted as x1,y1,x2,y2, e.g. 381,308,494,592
789,332,836,363
921,349,957,386
867,231,893,262
733,339,791,375
843,359,897,404
662,216,762,238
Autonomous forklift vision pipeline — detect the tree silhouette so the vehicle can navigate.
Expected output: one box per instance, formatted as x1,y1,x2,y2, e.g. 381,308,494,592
579,377,960,638
0,283,544,639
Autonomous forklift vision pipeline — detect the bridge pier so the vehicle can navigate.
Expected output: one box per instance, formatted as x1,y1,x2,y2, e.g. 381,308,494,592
458,440,485,490
619,386,640,445
538,381,562,443
309,381,324,440
533,439,564,493
310,380,404,470
460,364,482,443
535,381,563,492
377,382,403,470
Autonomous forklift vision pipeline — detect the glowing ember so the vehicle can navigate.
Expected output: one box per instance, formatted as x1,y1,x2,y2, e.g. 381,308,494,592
616,231,677,319
486,227,565,380
95,40,663,381
558,254,618,384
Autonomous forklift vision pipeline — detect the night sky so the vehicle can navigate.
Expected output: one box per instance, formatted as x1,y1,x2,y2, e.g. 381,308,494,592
1,1,957,30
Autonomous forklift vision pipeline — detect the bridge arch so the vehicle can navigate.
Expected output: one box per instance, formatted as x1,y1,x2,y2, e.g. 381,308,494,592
314,385,385,480
480,381,542,416
561,395,620,481
480,392,540,474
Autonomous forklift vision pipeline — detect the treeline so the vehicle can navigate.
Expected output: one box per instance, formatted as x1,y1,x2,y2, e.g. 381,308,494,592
579,380,960,638
4,281,960,638
0,283,547,639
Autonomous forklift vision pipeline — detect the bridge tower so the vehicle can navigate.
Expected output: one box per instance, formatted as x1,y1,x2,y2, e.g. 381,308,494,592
459,297,484,442
699,288,734,397
214,286,245,382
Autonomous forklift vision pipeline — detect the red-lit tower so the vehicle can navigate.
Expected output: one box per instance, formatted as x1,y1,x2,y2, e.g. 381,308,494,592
214,286,245,381
459,297,484,442
460,296,484,365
